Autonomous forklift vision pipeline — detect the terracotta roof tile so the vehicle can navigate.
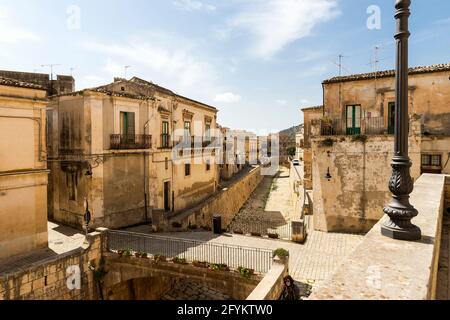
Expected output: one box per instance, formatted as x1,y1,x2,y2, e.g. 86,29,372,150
0,76,45,90
323,63,450,84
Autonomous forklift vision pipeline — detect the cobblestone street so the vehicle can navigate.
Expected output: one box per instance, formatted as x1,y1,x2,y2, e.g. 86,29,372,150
162,279,231,300
227,167,295,237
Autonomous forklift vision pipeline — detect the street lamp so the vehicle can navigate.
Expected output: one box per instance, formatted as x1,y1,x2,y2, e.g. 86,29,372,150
382,0,421,241
84,198,91,237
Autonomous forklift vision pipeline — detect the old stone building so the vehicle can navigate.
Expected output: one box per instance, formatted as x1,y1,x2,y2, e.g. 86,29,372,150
218,126,246,181
47,77,220,230
0,70,75,96
0,77,49,259
301,63,450,233
299,106,323,190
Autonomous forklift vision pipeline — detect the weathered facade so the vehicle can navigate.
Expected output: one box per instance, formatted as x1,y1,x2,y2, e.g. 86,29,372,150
300,106,323,190
47,77,220,230
0,77,49,259
303,63,450,233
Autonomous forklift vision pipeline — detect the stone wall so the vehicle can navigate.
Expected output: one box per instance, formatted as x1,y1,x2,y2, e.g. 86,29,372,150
308,174,447,300
310,128,421,233
102,255,261,300
160,166,264,231
246,257,288,300
0,231,103,300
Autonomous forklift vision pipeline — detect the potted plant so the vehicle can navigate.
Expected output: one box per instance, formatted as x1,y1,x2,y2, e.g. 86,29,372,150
273,248,290,263
233,229,244,235
268,233,279,239
250,231,262,237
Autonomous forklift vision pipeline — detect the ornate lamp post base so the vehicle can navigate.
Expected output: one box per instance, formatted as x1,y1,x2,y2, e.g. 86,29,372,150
382,159,421,241
381,213,421,241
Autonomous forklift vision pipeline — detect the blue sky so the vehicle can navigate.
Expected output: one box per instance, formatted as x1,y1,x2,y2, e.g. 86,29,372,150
1,0,449,132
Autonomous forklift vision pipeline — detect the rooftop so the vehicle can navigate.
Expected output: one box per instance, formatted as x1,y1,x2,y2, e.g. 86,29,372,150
0,76,45,90
323,62,450,84
52,76,218,111
301,105,323,112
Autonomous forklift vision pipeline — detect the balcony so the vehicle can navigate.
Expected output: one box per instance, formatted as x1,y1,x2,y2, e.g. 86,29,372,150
110,134,152,150
320,117,392,136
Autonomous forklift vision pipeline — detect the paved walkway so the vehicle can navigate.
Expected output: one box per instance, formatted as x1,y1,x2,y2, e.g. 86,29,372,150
0,222,85,275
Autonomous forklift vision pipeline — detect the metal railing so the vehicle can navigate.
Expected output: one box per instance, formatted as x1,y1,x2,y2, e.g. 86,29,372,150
321,117,390,136
110,134,152,149
106,230,273,273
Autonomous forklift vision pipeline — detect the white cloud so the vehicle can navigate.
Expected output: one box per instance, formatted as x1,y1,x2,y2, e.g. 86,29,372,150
435,17,450,25
0,7,40,43
214,92,242,103
173,0,216,12
276,99,288,105
300,99,309,105
83,33,220,101
228,0,340,59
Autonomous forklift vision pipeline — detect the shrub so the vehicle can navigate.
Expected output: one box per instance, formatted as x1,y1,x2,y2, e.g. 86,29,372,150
251,231,262,237
233,229,244,235
153,254,167,263
172,221,182,228
273,248,290,258
208,263,230,272
122,249,132,258
268,233,279,239
238,266,254,279
321,138,335,147
134,251,148,258
192,261,209,268
352,134,368,143
172,257,187,265
188,223,198,230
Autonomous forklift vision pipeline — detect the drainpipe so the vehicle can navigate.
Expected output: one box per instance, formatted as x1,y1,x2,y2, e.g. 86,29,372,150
144,105,151,223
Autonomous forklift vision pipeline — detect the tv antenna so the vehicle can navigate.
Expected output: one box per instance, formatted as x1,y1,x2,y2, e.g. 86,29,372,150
124,65,132,79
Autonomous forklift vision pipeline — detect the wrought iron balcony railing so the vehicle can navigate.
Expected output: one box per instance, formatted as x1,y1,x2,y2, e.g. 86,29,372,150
110,134,152,150
320,117,392,136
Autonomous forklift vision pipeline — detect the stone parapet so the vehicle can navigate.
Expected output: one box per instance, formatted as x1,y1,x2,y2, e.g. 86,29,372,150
308,174,448,300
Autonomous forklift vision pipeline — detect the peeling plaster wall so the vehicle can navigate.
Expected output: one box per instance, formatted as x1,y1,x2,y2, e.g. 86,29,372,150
311,134,421,234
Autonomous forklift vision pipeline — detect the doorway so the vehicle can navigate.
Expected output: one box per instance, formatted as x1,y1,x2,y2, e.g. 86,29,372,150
346,105,361,135
388,102,396,135
164,181,171,212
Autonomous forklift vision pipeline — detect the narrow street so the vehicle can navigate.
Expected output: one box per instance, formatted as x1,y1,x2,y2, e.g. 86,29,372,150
148,167,365,295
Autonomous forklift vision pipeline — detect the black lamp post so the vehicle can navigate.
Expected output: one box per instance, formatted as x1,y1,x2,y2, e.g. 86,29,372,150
382,0,421,241
84,198,91,237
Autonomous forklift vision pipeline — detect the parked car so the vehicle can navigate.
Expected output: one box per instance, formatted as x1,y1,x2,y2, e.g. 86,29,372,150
292,159,300,166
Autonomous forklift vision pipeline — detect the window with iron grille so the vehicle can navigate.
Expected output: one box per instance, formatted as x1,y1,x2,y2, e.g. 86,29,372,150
422,154,442,167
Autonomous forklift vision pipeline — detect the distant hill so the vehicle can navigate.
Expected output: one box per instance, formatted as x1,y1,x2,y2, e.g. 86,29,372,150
277,124,303,157
279,124,303,138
